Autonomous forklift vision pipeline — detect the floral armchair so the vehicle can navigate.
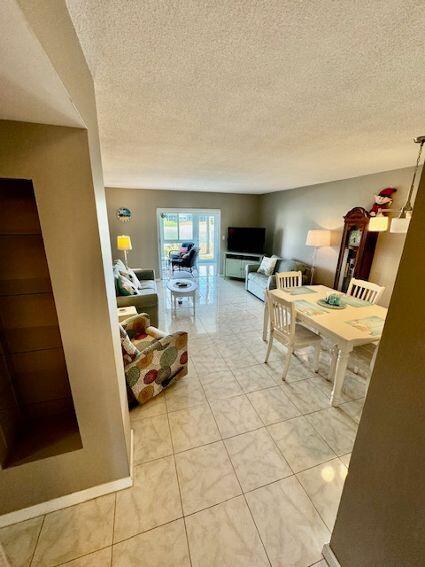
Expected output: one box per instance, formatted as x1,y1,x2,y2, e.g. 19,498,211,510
119,313,188,405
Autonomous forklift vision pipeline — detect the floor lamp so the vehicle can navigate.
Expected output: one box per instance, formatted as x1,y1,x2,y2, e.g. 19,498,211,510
306,229,331,284
117,235,132,269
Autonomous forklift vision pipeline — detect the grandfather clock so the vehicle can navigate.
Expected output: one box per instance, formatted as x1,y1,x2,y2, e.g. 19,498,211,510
334,207,378,292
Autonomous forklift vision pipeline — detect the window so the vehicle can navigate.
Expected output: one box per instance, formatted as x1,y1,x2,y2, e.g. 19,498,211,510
163,213,193,241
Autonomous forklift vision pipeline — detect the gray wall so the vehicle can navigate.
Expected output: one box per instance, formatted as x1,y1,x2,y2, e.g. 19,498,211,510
328,166,425,566
260,166,419,306
106,188,261,275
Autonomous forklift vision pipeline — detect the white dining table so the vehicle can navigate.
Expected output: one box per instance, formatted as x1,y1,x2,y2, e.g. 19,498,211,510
262,285,387,406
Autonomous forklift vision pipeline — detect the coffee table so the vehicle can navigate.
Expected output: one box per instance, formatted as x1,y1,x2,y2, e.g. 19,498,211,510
167,278,197,315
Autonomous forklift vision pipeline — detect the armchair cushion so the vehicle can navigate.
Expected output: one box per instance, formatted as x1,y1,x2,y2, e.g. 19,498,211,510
119,325,140,364
124,331,188,404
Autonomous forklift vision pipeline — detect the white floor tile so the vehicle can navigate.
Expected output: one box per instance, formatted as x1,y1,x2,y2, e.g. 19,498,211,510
185,496,269,567
225,428,292,492
297,458,348,530
280,379,330,415
62,547,112,566
306,407,357,456
247,387,300,425
0,517,43,567
210,395,263,438
232,364,277,393
175,441,241,515
32,495,114,565
114,456,182,543
268,416,336,473
112,519,190,566
199,370,243,401
168,403,220,452
246,476,330,567
165,373,207,412
132,413,173,464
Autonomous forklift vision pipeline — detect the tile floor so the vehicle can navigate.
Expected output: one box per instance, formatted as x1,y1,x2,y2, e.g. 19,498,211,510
0,275,366,566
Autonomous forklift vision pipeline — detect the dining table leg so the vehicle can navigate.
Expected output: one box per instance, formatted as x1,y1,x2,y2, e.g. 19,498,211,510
328,345,339,382
262,301,269,342
330,344,352,406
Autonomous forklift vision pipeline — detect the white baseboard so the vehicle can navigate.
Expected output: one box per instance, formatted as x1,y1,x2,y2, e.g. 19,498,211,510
0,429,134,529
322,543,341,566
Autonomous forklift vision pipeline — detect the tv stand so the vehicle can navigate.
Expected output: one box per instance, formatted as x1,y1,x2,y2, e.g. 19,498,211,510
224,251,263,279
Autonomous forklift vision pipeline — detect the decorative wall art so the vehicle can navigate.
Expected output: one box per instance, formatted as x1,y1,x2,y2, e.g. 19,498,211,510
117,207,132,222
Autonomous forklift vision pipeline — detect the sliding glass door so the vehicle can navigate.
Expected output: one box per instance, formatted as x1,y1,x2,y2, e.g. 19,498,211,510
157,209,220,278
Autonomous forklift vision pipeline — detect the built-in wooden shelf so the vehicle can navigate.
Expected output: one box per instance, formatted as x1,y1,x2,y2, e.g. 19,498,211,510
4,412,82,469
0,178,81,469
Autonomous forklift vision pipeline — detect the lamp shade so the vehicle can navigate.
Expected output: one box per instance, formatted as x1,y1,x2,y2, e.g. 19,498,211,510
368,215,389,232
117,235,132,251
305,229,331,247
390,216,410,234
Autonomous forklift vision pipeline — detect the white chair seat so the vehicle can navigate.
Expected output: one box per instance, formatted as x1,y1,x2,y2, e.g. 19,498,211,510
294,324,321,346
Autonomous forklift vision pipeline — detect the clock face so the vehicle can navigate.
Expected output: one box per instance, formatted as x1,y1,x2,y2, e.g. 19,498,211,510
117,207,132,222
349,228,362,246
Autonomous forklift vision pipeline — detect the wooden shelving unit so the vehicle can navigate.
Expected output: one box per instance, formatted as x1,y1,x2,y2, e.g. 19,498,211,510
0,178,81,469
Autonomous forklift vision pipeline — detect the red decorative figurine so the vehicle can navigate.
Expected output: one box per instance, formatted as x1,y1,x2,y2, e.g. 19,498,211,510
369,187,397,216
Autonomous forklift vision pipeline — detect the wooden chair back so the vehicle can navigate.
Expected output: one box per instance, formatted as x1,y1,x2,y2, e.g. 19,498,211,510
266,291,296,342
276,271,302,289
346,278,385,304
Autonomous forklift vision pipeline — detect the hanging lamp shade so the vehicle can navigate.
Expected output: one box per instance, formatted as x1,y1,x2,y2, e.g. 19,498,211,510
368,214,389,232
390,216,411,234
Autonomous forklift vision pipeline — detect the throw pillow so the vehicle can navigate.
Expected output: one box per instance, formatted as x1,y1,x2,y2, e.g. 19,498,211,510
125,268,140,289
115,260,140,289
117,274,139,296
119,325,140,364
257,256,278,276
179,246,188,254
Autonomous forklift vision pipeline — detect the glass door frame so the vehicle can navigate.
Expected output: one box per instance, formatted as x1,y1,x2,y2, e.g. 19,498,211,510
156,208,221,278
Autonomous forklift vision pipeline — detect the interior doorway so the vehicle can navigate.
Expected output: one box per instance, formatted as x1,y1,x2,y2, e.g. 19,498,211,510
157,208,221,279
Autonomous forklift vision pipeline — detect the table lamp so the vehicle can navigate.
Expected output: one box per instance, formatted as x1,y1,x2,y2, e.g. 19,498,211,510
306,229,331,284
117,235,132,269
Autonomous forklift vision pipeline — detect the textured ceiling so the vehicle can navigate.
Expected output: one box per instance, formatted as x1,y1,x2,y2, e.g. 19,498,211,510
0,0,83,127
67,0,425,193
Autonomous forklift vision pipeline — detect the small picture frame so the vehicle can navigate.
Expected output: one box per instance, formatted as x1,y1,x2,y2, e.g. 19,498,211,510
117,207,132,222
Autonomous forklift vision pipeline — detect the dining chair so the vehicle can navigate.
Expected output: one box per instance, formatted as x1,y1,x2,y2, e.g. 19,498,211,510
276,271,302,289
264,291,322,380
346,278,385,304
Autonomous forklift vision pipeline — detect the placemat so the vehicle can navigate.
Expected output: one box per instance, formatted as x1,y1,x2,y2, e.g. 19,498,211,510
346,316,385,336
342,296,372,308
295,300,329,315
283,286,317,295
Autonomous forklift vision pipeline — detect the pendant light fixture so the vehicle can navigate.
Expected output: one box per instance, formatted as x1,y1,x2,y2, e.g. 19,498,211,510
368,212,389,232
390,136,425,233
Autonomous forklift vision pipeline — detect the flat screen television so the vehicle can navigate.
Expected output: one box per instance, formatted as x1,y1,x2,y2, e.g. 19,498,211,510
227,227,266,254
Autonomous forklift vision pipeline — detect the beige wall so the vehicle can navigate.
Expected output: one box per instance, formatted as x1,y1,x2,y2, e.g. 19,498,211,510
16,0,131,458
106,188,261,275
0,121,130,514
0,0,130,515
260,166,419,306
328,168,425,566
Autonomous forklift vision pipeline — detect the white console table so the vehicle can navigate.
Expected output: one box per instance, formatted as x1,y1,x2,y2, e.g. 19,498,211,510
224,251,263,279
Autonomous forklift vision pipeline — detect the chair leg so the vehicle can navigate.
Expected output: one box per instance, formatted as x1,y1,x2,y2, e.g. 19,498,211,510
264,334,273,363
313,342,321,373
282,345,293,381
